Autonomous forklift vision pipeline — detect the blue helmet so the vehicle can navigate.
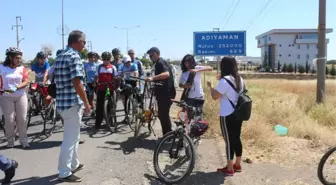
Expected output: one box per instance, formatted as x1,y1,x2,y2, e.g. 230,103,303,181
36,51,47,59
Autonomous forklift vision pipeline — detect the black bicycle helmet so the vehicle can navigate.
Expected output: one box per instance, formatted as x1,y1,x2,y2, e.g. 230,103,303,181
93,52,99,58
112,48,120,55
56,49,63,57
36,51,46,59
5,47,23,55
101,51,112,60
88,51,94,58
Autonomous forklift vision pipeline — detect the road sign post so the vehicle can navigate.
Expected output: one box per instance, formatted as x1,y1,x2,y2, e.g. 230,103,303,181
193,31,246,56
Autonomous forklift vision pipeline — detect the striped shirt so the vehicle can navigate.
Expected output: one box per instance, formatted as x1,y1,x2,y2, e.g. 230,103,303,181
54,46,85,112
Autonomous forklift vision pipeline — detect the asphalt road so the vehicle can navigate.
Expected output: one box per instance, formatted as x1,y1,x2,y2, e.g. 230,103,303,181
0,69,227,185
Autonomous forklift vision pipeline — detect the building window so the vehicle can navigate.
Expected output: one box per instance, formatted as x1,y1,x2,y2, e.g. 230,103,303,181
269,36,271,41
289,44,291,47
289,54,291,57
279,54,282,57
297,54,300,59
307,44,310,49
316,54,318,58
258,40,260,44
306,54,309,59
279,44,282,47
297,45,300,49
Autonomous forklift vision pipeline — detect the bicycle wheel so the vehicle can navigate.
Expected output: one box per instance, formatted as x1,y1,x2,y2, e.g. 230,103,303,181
26,97,33,129
0,115,5,135
318,146,336,185
104,96,117,133
133,114,143,139
42,101,59,136
153,130,196,184
126,94,138,131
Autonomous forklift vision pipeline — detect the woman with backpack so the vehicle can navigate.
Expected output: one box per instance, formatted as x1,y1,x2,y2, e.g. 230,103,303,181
206,57,245,176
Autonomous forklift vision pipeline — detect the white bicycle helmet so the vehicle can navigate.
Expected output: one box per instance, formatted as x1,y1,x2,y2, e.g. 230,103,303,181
5,47,23,55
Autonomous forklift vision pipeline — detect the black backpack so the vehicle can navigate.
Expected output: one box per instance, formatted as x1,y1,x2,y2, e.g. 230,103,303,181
223,78,252,121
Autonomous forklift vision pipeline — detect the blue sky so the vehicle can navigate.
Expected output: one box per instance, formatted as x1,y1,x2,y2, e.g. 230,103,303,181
0,0,335,61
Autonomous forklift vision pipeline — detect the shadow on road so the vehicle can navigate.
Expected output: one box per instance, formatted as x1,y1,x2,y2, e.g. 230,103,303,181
144,171,226,185
100,132,157,154
10,174,62,185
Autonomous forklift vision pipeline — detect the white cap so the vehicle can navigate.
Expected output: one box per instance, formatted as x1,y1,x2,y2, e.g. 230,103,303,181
122,55,132,63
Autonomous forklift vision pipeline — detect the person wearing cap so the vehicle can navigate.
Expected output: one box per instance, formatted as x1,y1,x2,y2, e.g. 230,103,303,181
145,47,176,136
128,49,144,91
119,55,138,121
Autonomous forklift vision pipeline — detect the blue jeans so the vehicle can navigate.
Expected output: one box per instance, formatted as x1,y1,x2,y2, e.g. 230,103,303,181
0,155,12,171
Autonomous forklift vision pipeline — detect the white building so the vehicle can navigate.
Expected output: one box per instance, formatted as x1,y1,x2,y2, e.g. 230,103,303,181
235,56,261,65
255,29,333,68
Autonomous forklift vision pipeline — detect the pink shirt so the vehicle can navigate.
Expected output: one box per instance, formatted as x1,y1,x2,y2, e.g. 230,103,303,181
0,64,28,97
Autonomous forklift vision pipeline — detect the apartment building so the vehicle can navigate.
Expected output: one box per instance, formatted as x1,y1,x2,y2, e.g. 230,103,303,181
255,29,333,68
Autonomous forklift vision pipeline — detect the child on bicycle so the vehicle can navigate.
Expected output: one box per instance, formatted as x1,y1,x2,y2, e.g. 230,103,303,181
93,51,118,130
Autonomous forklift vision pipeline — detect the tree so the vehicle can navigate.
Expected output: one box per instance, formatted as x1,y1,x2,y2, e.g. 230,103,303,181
140,58,152,69
294,63,297,73
327,60,336,65
298,65,305,74
277,62,281,72
326,66,329,75
287,63,294,73
330,65,336,76
263,51,268,68
41,44,54,57
305,60,309,73
81,49,88,60
282,63,287,72
48,57,55,66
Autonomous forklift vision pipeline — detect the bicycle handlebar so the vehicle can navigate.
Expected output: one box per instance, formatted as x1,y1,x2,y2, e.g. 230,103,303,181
0,89,14,94
129,76,163,86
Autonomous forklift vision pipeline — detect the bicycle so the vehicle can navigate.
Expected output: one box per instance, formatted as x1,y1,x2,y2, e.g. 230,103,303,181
97,81,119,133
153,99,208,184
27,82,61,137
129,76,160,140
317,146,336,185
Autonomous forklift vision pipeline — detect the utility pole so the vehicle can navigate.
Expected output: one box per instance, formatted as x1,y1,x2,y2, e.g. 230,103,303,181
12,16,24,48
213,28,220,73
316,0,327,103
114,25,140,52
87,41,92,51
61,0,65,49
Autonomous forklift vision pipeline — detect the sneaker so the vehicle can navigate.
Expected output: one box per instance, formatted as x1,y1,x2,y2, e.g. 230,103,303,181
58,174,82,182
7,142,14,148
72,164,85,174
21,143,30,148
233,164,242,172
217,167,234,176
2,160,18,185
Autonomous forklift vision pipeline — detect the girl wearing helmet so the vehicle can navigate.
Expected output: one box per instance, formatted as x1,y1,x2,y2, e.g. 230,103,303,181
93,51,118,129
0,47,30,148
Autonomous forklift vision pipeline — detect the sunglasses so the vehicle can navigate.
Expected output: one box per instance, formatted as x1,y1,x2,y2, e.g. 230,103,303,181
102,58,110,61
128,53,134,55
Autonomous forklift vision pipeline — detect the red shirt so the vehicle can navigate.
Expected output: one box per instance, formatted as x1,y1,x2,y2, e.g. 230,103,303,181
96,64,118,91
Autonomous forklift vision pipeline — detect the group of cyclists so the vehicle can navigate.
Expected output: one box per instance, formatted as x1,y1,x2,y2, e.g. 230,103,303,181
31,48,145,130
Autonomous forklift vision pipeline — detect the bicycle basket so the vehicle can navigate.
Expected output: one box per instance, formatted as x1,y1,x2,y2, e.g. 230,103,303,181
190,120,209,137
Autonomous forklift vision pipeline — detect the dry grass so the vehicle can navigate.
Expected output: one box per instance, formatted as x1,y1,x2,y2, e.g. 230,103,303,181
203,77,336,166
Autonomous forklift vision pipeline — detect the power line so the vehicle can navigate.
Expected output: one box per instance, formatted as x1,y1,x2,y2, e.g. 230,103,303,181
245,0,274,30
218,0,236,29
221,0,241,30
